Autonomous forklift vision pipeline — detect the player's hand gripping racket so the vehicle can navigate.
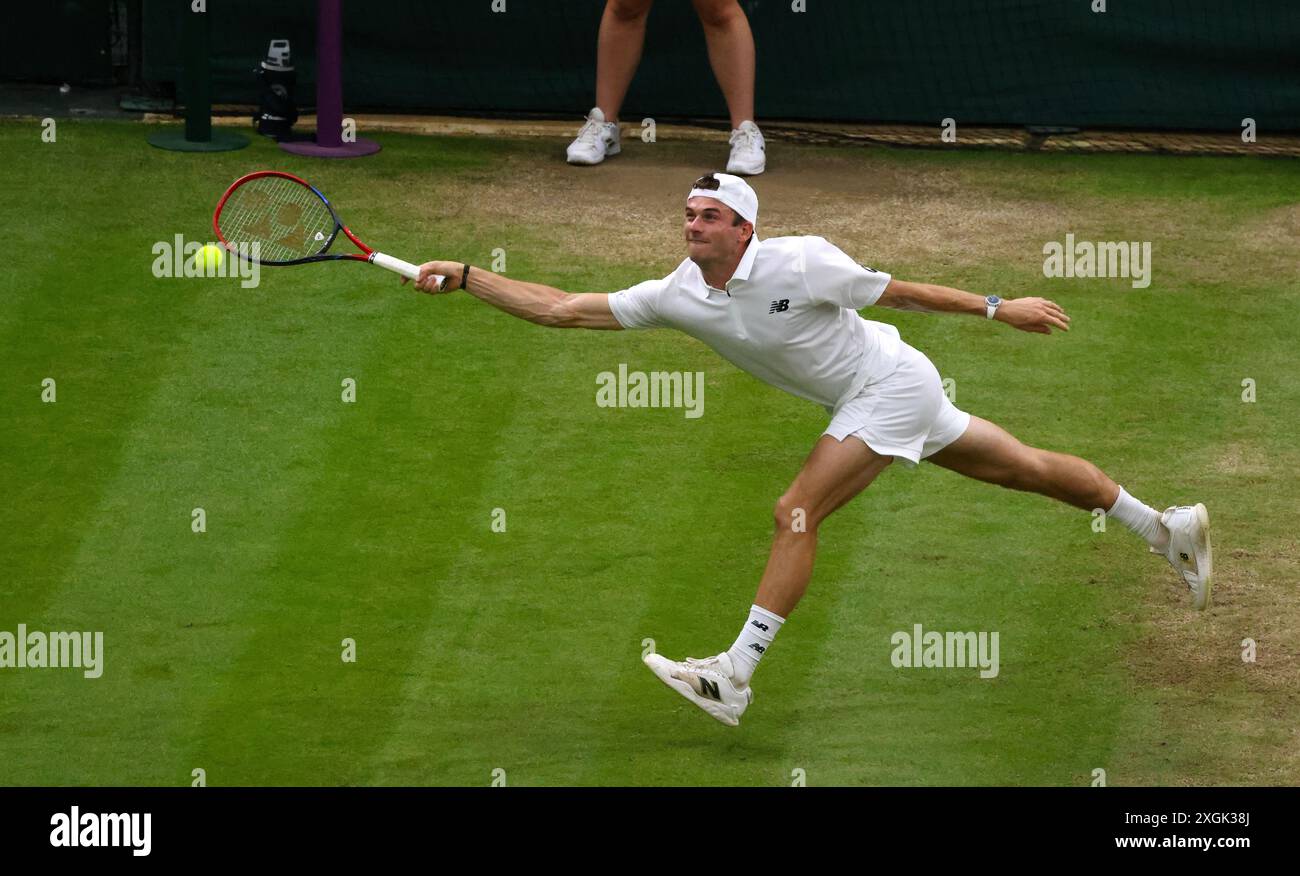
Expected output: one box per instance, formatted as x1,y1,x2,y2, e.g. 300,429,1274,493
213,170,445,289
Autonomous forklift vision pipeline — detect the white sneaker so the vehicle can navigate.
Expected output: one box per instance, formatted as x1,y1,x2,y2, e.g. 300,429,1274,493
1151,503,1213,610
643,650,753,726
566,107,621,165
726,120,766,175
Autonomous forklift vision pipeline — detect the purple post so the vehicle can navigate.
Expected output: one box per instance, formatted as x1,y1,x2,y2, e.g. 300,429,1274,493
281,0,380,158
315,0,343,148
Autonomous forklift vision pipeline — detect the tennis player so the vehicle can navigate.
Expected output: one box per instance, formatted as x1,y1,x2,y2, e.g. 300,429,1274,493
407,172,1212,727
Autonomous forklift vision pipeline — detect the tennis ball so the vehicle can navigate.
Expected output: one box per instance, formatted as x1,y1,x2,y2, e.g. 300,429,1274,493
196,244,224,273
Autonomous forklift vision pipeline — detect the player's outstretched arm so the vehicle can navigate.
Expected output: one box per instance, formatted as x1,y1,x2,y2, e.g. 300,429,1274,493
876,278,1071,334
405,261,623,330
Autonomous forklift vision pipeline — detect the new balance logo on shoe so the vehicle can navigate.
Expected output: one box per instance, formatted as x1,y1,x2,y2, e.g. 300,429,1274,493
698,677,722,701
1180,552,1190,562
768,299,790,314
748,642,766,654
750,620,769,632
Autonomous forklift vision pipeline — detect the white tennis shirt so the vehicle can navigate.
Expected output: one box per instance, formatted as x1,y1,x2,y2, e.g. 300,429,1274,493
608,235,902,413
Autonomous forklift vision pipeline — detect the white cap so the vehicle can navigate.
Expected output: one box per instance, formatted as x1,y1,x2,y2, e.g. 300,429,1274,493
687,172,758,226
262,39,293,71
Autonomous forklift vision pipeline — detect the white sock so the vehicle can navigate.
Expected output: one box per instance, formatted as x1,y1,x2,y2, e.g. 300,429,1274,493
726,605,784,686
1107,486,1168,550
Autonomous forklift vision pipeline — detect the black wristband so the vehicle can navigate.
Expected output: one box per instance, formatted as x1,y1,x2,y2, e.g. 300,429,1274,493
460,263,471,291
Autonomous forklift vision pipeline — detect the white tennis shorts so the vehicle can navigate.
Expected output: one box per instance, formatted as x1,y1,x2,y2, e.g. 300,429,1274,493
824,342,971,466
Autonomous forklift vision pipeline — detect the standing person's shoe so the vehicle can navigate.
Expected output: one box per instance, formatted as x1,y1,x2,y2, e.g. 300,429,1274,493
566,107,621,165
726,120,766,175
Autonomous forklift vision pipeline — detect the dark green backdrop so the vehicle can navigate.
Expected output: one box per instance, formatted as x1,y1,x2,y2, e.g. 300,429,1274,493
9,1,1299,130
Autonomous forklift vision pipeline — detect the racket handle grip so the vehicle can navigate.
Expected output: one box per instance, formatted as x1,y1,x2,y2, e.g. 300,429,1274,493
371,252,446,288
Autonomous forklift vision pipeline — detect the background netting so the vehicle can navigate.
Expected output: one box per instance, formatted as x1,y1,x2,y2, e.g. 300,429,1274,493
141,0,1300,131
5,1,1297,150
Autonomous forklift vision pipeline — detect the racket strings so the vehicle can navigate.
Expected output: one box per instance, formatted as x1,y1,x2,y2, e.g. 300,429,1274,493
218,176,337,262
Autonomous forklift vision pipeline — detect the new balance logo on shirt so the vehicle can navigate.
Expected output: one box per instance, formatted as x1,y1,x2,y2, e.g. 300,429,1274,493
768,299,790,314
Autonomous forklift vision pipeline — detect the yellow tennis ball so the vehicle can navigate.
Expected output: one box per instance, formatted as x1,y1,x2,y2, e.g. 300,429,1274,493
196,244,224,272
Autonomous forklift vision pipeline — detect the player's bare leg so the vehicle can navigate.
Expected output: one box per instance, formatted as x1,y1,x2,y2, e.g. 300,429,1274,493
594,0,654,122
927,415,1212,609
722,435,892,679
926,415,1119,512
755,435,893,616
644,435,891,724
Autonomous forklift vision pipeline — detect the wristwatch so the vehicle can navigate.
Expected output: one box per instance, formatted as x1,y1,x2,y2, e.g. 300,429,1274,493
985,295,1002,320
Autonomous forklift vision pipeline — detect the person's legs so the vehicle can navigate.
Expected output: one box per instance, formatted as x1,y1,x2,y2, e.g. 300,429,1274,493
755,435,893,616
926,415,1120,512
927,413,1174,553
691,0,756,127
720,435,892,685
644,434,893,723
595,0,655,122
925,414,1212,609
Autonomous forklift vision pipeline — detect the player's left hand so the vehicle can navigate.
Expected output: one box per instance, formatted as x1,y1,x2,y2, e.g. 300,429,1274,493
998,297,1071,334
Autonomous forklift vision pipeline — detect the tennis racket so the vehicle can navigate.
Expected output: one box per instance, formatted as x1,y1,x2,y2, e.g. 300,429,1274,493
212,170,444,288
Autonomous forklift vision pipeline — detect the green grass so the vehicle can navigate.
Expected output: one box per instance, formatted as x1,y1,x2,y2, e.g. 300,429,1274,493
0,119,1297,786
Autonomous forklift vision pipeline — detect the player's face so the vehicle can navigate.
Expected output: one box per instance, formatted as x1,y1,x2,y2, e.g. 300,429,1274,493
684,197,750,264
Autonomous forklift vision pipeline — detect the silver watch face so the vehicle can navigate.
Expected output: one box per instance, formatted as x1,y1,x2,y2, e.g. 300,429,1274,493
986,296,1001,306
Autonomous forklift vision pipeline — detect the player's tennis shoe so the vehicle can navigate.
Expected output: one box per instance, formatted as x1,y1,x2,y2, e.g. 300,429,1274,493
643,651,752,726
726,120,766,175
566,107,621,165
1152,502,1213,610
